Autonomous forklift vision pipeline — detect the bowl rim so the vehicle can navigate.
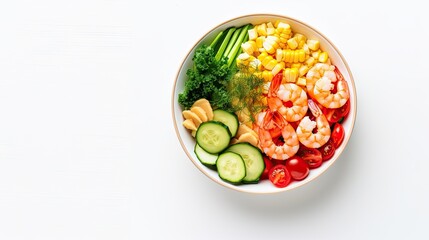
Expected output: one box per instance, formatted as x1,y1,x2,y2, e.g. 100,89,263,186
171,13,357,194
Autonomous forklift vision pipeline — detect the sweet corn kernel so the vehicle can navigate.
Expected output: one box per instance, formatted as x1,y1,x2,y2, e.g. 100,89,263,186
284,68,298,83
248,29,258,40
258,51,268,61
305,57,316,67
261,55,273,66
256,36,265,48
291,63,301,69
287,38,299,49
262,70,273,82
267,27,275,35
277,22,291,33
296,77,307,87
265,59,278,70
307,39,320,51
303,44,310,55
256,23,267,36
276,49,283,62
318,51,329,63
299,65,309,76
294,33,306,42
249,58,262,70
298,50,306,62
263,41,276,54
241,42,254,55
312,50,320,59
237,52,250,61
272,62,285,75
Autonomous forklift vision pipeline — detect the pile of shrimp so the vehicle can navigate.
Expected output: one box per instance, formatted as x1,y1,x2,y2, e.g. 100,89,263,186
252,63,350,160
234,21,351,160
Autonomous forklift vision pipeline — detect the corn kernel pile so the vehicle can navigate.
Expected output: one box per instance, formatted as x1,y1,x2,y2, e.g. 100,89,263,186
237,21,330,88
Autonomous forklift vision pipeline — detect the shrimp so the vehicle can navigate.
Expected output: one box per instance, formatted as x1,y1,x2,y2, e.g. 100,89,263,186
267,71,308,122
307,63,350,109
296,99,331,148
254,110,299,160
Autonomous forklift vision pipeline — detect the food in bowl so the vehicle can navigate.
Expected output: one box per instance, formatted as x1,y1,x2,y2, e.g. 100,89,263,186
173,14,356,193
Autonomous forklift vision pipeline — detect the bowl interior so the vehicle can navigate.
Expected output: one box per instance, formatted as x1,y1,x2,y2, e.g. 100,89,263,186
172,14,356,194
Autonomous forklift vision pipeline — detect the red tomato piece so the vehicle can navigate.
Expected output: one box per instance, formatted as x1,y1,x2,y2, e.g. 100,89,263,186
319,139,335,161
331,123,345,148
325,100,351,124
268,164,291,188
338,100,350,119
325,108,342,123
260,156,274,180
285,156,309,181
297,146,323,169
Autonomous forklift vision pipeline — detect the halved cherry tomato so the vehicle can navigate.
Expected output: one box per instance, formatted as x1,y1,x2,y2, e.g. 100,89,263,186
297,146,323,169
319,139,335,161
325,108,341,123
325,100,350,124
268,164,291,188
285,156,309,181
337,100,350,119
331,123,345,148
260,156,274,180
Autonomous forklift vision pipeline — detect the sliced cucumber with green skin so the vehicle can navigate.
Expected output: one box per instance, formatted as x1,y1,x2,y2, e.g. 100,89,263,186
212,109,239,137
225,143,265,183
194,143,218,169
216,152,246,184
196,121,231,154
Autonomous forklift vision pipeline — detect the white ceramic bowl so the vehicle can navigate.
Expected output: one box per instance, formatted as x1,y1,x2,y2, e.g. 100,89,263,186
172,14,357,194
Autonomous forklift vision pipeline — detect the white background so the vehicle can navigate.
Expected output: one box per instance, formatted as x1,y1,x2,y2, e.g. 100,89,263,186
1,0,428,239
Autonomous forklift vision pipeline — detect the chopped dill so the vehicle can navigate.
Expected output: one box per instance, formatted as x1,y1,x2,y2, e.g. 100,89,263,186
227,65,267,123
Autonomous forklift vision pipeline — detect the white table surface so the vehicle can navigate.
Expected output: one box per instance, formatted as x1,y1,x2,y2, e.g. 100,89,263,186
1,0,428,239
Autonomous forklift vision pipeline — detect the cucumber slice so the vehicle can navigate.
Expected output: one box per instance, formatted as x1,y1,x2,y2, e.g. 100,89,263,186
196,121,231,154
225,143,265,183
194,143,218,169
213,109,239,137
216,152,246,184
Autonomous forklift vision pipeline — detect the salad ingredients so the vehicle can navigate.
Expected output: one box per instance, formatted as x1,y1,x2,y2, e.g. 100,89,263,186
269,164,291,188
195,121,231,154
319,139,335,161
285,156,309,181
182,110,203,128
182,99,214,136
254,110,299,160
260,156,274,180
178,44,231,110
296,99,331,148
306,64,350,109
313,66,350,109
306,63,336,100
331,123,345,148
178,24,251,110
325,99,350,124
192,98,214,120
240,21,328,84
225,143,265,183
182,119,197,132
267,71,308,122
190,106,208,122
296,146,323,169
212,109,239,137
179,19,353,189
228,65,266,125
230,123,259,147
194,143,218,169
216,152,246,184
